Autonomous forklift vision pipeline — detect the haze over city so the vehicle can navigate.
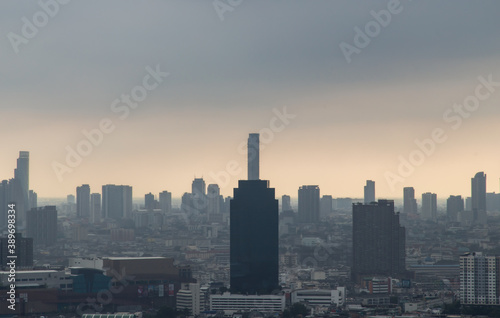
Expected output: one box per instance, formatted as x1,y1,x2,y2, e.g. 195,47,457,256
2,1,500,199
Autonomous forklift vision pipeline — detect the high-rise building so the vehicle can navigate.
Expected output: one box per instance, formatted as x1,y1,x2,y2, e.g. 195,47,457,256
29,190,37,210
67,194,75,204
26,206,57,246
176,283,202,315
298,186,320,223
447,195,464,223
102,185,133,220
281,195,292,212
0,233,33,268
76,184,91,219
320,195,333,216
90,193,101,223
403,187,417,214
472,172,487,213
192,178,206,197
421,192,437,221
248,133,259,180
14,151,30,214
460,252,500,305
230,133,279,294
192,178,207,213
364,180,375,204
207,184,222,216
352,200,406,281
159,191,172,213
145,192,156,210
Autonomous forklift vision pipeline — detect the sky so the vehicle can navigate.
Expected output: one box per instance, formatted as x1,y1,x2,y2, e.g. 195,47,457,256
1,0,500,200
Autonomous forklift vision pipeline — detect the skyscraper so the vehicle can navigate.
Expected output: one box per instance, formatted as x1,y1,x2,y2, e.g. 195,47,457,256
0,233,33,268
447,195,464,223
320,195,333,216
192,178,206,197
364,180,375,204
421,192,437,221
230,133,279,294
15,151,30,211
207,184,222,215
76,184,91,219
145,192,156,210
352,200,406,281
403,187,417,214
90,193,101,223
159,191,172,214
298,185,320,223
471,172,487,213
281,195,292,212
192,178,207,213
102,185,133,220
248,133,259,180
26,206,58,246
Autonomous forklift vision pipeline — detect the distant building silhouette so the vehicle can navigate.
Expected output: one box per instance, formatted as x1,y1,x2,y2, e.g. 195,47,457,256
15,151,30,225
90,193,101,223
298,185,320,223
76,184,91,219
447,195,464,223
352,200,406,281
471,172,486,213
403,187,417,214
159,191,172,213
364,180,375,204
29,190,37,210
320,195,333,216
230,133,279,294
26,206,57,246
67,194,75,204
421,192,437,221
145,192,156,210
192,178,207,213
102,185,133,220
281,195,292,212
207,184,223,216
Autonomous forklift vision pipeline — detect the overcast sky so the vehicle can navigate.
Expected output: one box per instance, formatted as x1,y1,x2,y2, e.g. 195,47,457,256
2,0,500,200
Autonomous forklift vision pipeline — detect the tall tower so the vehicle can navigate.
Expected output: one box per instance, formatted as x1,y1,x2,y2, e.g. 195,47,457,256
102,185,133,220
247,133,259,180
230,133,279,294
403,187,417,214
352,200,406,281
471,172,487,212
364,180,375,204
421,192,437,221
298,185,320,223
76,184,91,219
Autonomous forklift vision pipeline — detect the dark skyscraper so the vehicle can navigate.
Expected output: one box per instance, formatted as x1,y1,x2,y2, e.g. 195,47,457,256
364,180,375,204
471,172,487,212
102,185,133,220
230,133,279,294
447,195,464,223
76,184,91,219
403,187,417,214
352,200,406,281
26,206,57,246
298,185,320,223
248,133,259,180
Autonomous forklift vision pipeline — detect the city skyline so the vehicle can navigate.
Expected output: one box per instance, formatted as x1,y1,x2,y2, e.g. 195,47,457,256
2,1,500,199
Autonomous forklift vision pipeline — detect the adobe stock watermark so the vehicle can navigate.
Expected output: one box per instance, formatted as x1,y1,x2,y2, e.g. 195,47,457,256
7,0,71,54
51,65,169,182
339,0,411,64
207,107,296,190
76,268,134,315
213,0,243,21
385,74,500,192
